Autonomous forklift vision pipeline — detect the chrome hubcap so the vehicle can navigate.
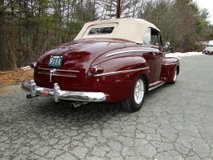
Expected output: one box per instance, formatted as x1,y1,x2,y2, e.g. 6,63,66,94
134,79,145,104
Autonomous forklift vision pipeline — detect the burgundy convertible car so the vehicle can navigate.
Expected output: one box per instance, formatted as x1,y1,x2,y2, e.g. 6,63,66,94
22,18,180,112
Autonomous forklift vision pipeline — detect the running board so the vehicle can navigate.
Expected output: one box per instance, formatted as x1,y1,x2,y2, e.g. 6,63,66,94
148,81,165,91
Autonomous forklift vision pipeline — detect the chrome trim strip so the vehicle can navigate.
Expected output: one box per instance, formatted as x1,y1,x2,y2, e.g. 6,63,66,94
149,81,162,87
56,69,80,73
148,81,165,91
163,62,179,65
94,67,149,77
21,80,106,102
53,74,76,78
38,71,76,78
38,67,50,71
37,67,80,73
50,69,56,83
38,71,49,75
105,49,159,57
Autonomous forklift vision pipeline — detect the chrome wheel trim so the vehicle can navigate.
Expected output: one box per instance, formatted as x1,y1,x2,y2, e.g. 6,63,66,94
134,79,145,104
173,69,177,82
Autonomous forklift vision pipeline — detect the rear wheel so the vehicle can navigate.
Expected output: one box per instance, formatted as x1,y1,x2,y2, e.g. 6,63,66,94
122,76,146,112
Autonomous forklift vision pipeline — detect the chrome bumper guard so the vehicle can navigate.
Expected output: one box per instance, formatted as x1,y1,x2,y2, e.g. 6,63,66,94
21,80,106,102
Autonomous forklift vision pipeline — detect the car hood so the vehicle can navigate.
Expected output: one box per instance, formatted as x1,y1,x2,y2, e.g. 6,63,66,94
37,39,127,70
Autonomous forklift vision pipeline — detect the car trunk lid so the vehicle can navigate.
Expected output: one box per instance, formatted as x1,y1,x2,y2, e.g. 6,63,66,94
34,39,126,90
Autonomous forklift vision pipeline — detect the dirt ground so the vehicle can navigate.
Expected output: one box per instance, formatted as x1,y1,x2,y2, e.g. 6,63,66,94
0,68,33,89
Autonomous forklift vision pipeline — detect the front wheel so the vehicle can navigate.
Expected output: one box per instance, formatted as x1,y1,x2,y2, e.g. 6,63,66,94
122,77,146,112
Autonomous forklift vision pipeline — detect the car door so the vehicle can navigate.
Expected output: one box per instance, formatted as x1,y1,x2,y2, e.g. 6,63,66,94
143,27,163,83
150,29,164,82
142,51,156,84
153,49,163,82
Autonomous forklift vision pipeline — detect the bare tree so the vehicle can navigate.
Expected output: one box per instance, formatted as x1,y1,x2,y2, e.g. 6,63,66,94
0,0,211,70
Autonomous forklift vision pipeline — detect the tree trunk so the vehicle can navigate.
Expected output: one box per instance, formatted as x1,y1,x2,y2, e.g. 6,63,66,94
0,0,6,70
117,0,120,18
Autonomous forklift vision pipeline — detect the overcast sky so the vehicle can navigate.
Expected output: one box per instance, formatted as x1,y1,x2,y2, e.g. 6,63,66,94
194,0,213,24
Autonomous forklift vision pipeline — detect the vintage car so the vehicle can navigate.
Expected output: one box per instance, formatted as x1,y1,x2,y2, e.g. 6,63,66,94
22,18,180,112
203,46,213,55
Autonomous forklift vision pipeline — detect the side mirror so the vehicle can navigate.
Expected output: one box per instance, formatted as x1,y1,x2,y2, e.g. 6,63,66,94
164,42,172,52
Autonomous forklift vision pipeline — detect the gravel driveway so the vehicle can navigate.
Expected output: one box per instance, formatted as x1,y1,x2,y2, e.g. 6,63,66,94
0,55,213,160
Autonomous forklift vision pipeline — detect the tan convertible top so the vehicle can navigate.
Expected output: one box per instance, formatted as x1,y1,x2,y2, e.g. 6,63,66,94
74,18,160,44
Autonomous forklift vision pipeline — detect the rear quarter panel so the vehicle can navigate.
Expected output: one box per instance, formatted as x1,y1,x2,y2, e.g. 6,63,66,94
86,54,149,102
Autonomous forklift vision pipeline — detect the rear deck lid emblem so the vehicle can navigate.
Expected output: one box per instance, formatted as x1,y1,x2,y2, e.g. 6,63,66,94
50,69,56,83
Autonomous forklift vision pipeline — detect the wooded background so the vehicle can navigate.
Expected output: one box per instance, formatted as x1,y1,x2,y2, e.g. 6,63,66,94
0,0,213,71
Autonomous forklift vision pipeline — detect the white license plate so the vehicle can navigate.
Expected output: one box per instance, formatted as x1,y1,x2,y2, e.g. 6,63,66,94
48,56,63,68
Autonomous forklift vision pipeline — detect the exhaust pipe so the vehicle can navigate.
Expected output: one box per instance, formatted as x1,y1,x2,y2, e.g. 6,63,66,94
72,102,89,108
26,94,39,99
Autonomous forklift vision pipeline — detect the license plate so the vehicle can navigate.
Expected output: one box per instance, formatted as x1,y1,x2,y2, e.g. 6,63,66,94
48,56,63,68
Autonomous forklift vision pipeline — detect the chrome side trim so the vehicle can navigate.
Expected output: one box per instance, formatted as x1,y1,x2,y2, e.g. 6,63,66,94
56,69,80,73
105,48,159,57
148,81,165,91
53,74,76,78
37,67,80,73
149,81,162,87
163,62,179,65
37,67,50,71
38,71,76,78
21,80,106,102
38,71,49,75
94,67,149,77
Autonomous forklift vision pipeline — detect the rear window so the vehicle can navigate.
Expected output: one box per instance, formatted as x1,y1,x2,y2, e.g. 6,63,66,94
81,23,118,38
88,27,114,35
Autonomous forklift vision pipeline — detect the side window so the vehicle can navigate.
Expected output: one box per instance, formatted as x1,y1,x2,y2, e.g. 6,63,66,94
143,28,151,45
143,27,162,46
151,28,162,46
88,27,114,35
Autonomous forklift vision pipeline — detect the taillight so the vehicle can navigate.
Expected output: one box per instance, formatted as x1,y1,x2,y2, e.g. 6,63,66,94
30,62,37,68
89,66,104,74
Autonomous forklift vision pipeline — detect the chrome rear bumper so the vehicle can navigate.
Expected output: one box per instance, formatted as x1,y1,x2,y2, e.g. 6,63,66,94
21,80,106,102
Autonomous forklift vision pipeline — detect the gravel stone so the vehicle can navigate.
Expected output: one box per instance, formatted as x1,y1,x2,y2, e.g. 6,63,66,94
0,56,213,159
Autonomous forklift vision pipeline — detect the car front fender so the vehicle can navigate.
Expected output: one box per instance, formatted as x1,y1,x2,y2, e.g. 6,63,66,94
162,57,180,82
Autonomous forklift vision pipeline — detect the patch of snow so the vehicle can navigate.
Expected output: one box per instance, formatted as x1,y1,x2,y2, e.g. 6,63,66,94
21,65,31,71
209,40,213,45
165,52,203,59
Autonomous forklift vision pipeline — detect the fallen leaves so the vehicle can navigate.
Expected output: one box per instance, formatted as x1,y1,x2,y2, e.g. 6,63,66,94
0,68,33,86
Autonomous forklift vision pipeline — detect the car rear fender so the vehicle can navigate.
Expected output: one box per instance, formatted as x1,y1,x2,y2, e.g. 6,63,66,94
86,56,150,102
